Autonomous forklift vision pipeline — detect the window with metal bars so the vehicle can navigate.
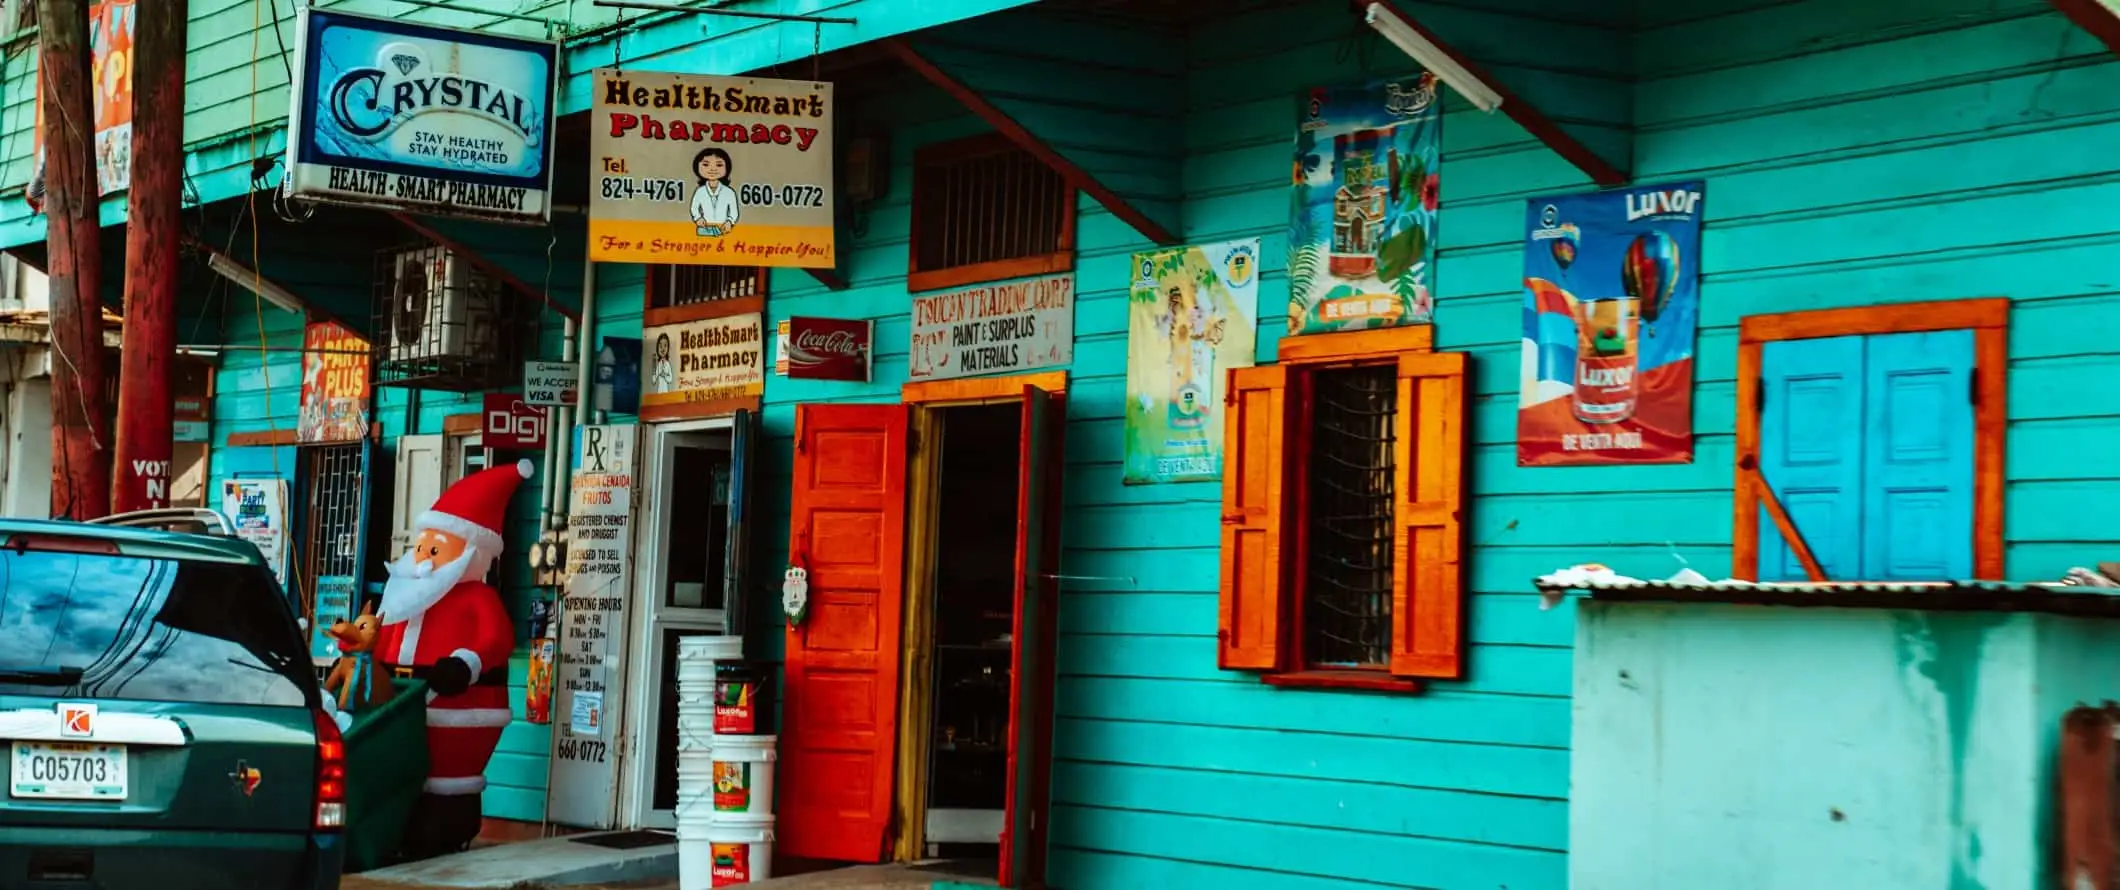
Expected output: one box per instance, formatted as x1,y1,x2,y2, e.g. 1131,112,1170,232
908,134,1076,293
1301,365,1398,669
299,443,366,616
647,265,767,312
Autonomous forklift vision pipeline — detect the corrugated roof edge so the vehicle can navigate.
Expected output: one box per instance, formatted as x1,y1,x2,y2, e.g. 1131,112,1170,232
0,517,265,566
1531,578,2120,619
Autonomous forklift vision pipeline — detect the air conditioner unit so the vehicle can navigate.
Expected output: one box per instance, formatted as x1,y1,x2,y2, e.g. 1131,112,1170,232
385,246,499,364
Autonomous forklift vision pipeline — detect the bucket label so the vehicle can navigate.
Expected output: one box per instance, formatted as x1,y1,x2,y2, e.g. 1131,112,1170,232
714,679,756,734
1570,298,1640,425
710,842,750,886
713,761,751,811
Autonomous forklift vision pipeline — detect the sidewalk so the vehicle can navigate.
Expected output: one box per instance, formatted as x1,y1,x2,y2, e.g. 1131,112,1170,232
342,862,993,890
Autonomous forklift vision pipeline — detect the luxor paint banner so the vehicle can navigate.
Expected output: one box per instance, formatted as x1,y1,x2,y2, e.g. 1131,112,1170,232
1287,74,1441,335
589,70,835,269
908,274,1074,382
1518,181,1705,466
1124,239,1260,484
283,9,558,223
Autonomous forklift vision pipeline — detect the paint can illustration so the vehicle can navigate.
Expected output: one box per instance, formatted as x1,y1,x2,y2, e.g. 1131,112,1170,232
524,637,555,725
1328,129,1395,280
1571,297,1640,425
714,662,771,734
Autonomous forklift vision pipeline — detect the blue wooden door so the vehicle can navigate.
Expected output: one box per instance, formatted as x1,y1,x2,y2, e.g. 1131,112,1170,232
1756,331,1977,582
1758,337,1866,582
1860,329,1976,580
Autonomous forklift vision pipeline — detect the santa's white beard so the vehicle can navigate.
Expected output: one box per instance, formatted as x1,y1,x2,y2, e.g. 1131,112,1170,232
378,547,484,624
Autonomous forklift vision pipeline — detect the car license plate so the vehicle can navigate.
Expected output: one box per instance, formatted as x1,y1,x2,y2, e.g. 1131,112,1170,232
10,742,127,800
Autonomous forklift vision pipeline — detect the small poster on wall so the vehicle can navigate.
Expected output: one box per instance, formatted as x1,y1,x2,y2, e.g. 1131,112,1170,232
1124,239,1260,484
908,274,1074,382
1518,181,1706,466
221,478,289,589
1288,74,1442,335
308,576,357,665
298,321,371,443
588,69,835,268
640,313,766,419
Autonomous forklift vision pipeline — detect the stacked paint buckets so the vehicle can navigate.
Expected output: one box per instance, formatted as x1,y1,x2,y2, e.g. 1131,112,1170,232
674,635,780,888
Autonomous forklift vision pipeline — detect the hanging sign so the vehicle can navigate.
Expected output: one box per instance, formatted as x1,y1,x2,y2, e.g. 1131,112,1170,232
483,392,548,450
908,274,1075,382
524,360,579,406
1125,239,1260,484
173,359,213,443
777,317,873,381
1288,74,1442,335
221,478,290,589
28,0,134,207
640,313,765,419
297,321,371,443
1518,181,1705,466
282,8,558,224
587,69,836,268
549,423,638,829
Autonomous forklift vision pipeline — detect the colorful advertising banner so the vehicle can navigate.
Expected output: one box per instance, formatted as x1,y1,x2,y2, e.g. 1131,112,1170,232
1288,74,1441,335
283,9,558,223
297,321,371,444
777,316,874,381
589,70,835,268
1125,239,1260,485
908,274,1074,382
29,0,134,206
1519,182,1706,466
641,313,766,418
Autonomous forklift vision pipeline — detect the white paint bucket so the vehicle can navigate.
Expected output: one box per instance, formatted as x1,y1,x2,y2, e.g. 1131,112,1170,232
704,813,775,886
679,634,744,664
709,735,777,817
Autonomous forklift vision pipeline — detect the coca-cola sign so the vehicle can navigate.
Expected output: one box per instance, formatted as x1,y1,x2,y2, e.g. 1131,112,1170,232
777,316,873,382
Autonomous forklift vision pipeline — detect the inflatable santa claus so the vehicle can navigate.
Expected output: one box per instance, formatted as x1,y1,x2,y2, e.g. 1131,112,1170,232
375,459,530,858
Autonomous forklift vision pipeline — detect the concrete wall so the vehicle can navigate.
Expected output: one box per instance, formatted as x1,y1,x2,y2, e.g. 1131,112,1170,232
1572,600,2120,890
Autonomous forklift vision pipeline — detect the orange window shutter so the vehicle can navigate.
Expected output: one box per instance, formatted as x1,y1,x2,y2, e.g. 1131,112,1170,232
1391,351,1469,679
1219,364,1292,671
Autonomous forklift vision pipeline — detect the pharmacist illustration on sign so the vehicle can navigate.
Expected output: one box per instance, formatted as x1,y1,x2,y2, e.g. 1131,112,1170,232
689,148,741,237
650,332,677,393
373,460,532,858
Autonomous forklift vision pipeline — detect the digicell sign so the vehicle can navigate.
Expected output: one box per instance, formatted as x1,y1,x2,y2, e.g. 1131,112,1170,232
483,392,547,451
783,317,873,382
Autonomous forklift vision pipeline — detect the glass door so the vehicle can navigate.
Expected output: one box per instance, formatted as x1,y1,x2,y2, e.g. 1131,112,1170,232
629,421,732,828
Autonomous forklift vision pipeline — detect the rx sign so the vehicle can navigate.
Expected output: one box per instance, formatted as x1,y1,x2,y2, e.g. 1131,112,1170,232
483,393,548,450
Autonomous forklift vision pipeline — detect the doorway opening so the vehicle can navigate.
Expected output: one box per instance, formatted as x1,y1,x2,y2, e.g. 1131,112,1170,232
912,403,1022,875
625,413,757,829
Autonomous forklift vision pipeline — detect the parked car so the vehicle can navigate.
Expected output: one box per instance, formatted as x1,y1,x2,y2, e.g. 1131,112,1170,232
0,514,344,889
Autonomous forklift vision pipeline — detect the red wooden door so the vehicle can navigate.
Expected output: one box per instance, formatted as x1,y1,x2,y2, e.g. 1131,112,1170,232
1000,386,1057,887
779,403,909,862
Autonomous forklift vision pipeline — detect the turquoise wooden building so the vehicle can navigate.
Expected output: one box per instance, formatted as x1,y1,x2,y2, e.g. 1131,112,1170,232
4,0,2120,886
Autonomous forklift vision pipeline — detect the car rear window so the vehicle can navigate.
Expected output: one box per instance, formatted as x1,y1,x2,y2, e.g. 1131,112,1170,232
0,549,313,707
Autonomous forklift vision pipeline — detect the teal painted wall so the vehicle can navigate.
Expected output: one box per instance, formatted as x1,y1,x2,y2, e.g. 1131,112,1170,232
1571,601,2120,890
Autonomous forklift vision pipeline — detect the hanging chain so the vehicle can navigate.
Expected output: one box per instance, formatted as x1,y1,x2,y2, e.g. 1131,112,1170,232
812,21,821,82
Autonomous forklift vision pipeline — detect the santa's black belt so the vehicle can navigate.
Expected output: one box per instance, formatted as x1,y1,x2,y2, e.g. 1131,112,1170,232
390,663,509,688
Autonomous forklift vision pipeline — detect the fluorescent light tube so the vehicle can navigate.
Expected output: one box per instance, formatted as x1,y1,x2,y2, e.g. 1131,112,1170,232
1364,2,1503,113
205,251,305,314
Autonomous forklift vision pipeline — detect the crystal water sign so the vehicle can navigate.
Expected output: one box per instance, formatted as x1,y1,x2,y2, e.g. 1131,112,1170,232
283,9,558,224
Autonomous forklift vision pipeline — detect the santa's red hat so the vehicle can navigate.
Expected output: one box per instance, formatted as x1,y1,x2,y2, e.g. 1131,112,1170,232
417,459,533,556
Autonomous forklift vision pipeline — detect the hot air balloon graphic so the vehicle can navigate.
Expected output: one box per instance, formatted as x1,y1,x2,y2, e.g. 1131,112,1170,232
1550,231,1579,271
1621,230,1681,334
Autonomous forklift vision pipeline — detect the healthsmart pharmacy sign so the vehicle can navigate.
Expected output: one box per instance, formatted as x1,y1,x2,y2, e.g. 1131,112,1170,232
282,9,558,224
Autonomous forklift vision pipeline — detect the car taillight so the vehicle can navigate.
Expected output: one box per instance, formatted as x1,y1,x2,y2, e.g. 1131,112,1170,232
312,709,346,831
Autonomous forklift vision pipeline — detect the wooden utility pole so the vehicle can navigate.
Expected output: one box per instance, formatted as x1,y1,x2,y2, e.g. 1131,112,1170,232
112,0,185,513
37,0,109,520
